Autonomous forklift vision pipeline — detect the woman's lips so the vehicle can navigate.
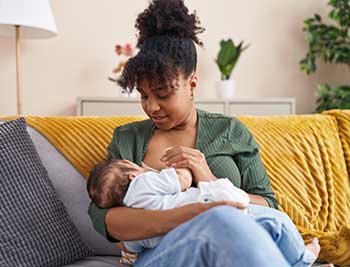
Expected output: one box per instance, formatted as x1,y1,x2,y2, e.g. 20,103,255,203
151,115,167,123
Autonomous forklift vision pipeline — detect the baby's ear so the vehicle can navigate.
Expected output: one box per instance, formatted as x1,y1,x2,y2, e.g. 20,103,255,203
128,172,136,181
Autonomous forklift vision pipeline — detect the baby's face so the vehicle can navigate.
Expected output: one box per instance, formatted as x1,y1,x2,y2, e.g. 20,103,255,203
116,160,193,191
175,168,193,191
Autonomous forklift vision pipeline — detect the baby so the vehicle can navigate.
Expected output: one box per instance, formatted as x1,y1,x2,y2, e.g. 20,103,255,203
87,158,320,267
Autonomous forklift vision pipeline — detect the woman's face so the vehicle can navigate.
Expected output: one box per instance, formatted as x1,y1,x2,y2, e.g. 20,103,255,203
137,72,197,130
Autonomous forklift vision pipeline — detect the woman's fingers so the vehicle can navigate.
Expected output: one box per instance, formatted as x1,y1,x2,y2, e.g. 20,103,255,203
161,146,201,164
161,146,216,183
164,153,197,167
167,158,195,168
161,146,198,160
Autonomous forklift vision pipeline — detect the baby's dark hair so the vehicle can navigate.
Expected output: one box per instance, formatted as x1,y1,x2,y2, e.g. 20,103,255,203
118,0,205,93
87,159,136,209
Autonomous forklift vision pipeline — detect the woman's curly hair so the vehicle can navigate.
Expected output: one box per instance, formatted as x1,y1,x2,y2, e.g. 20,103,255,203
117,0,205,93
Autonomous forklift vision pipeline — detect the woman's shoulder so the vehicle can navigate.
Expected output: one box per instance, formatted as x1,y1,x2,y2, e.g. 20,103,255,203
197,109,252,142
197,109,248,130
114,119,153,135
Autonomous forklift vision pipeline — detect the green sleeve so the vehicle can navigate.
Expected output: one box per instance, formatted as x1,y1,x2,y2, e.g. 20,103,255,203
87,127,122,242
240,153,278,209
231,120,278,209
107,127,122,160
87,203,119,242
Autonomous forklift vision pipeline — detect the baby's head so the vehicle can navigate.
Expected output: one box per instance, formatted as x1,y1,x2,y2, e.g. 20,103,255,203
87,159,194,208
87,159,145,209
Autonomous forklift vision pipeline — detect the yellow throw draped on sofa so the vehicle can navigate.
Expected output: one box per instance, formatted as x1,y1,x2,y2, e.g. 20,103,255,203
324,110,350,180
2,113,350,266
237,114,350,266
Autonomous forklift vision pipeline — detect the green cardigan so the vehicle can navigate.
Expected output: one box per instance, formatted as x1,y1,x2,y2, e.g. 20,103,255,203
88,109,278,242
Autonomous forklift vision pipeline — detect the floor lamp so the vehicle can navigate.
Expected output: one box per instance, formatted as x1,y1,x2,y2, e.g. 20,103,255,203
0,0,57,115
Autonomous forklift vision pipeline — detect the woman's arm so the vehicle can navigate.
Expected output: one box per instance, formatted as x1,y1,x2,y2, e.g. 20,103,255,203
248,194,269,207
160,123,278,209
105,201,246,241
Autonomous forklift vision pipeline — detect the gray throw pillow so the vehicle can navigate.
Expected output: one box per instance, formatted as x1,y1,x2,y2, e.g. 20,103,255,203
0,118,95,267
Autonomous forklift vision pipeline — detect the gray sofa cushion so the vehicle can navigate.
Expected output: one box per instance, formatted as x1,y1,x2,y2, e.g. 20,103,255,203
27,125,120,256
0,118,94,267
63,256,126,267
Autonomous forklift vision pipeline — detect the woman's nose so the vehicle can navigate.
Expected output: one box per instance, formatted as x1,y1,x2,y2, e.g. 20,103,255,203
146,98,160,113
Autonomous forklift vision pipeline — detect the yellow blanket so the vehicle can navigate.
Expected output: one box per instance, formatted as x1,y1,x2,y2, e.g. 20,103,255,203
238,114,350,266
2,114,350,266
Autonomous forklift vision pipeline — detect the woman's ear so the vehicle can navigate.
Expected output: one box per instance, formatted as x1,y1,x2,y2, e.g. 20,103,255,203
189,73,197,100
190,74,198,90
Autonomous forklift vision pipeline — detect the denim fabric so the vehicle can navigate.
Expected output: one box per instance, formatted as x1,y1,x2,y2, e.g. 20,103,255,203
248,204,316,267
134,206,291,267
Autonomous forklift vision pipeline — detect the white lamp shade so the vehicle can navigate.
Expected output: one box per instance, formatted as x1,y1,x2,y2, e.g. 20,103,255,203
0,0,57,38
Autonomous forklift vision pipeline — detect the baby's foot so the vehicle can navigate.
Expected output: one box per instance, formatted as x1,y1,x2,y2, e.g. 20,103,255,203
306,238,334,267
306,237,321,259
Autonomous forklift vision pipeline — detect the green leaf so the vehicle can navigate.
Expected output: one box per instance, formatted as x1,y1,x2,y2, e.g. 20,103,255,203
315,84,350,112
329,10,340,21
300,0,350,78
315,14,322,22
215,38,249,79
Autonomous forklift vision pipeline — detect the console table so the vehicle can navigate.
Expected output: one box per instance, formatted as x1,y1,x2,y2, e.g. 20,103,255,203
77,97,296,116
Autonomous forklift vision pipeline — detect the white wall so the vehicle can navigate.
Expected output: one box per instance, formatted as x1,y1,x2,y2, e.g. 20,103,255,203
0,0,349,116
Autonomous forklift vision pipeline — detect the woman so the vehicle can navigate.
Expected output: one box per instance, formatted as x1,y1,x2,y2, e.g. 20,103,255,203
88,1,299,266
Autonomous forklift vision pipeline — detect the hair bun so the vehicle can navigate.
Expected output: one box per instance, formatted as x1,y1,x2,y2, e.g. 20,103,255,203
135,0,205,48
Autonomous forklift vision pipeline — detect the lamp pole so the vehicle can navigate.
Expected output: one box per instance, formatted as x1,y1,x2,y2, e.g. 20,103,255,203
15,25,22,115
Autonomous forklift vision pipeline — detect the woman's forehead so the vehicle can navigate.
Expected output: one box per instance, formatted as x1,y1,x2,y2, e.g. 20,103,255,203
137,74,186,92
137,80,165,92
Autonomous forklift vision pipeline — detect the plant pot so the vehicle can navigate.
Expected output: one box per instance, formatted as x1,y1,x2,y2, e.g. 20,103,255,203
215,79,235,99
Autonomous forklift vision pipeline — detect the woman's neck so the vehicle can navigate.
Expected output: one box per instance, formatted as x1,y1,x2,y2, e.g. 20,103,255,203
172,105,197,132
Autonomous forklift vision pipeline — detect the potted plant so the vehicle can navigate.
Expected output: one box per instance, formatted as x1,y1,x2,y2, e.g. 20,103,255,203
215,39,249,98
300,0,350,112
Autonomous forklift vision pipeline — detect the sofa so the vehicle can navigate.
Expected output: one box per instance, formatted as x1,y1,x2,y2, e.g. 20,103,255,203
1,110,350,267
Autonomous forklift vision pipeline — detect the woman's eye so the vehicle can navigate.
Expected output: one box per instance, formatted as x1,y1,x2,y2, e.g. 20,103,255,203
158,95,168,99
140,95,148,99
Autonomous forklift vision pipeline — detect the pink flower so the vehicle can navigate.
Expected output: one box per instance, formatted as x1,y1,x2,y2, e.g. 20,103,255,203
115,45,123,55
123,43,134,56
115,43,134,56
110,43,136,82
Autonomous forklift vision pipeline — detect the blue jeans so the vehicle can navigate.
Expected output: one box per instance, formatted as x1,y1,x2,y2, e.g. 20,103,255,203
248,204,316,267
134,206,291,267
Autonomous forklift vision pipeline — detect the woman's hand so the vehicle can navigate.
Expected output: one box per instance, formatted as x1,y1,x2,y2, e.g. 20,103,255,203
161,146,217,184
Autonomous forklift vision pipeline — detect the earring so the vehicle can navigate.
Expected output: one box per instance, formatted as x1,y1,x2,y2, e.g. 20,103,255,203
190,86,195,101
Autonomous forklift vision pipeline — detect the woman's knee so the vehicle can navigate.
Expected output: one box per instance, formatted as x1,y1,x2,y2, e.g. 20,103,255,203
202,205,244,223
250,204,295,227
198,205,253,237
